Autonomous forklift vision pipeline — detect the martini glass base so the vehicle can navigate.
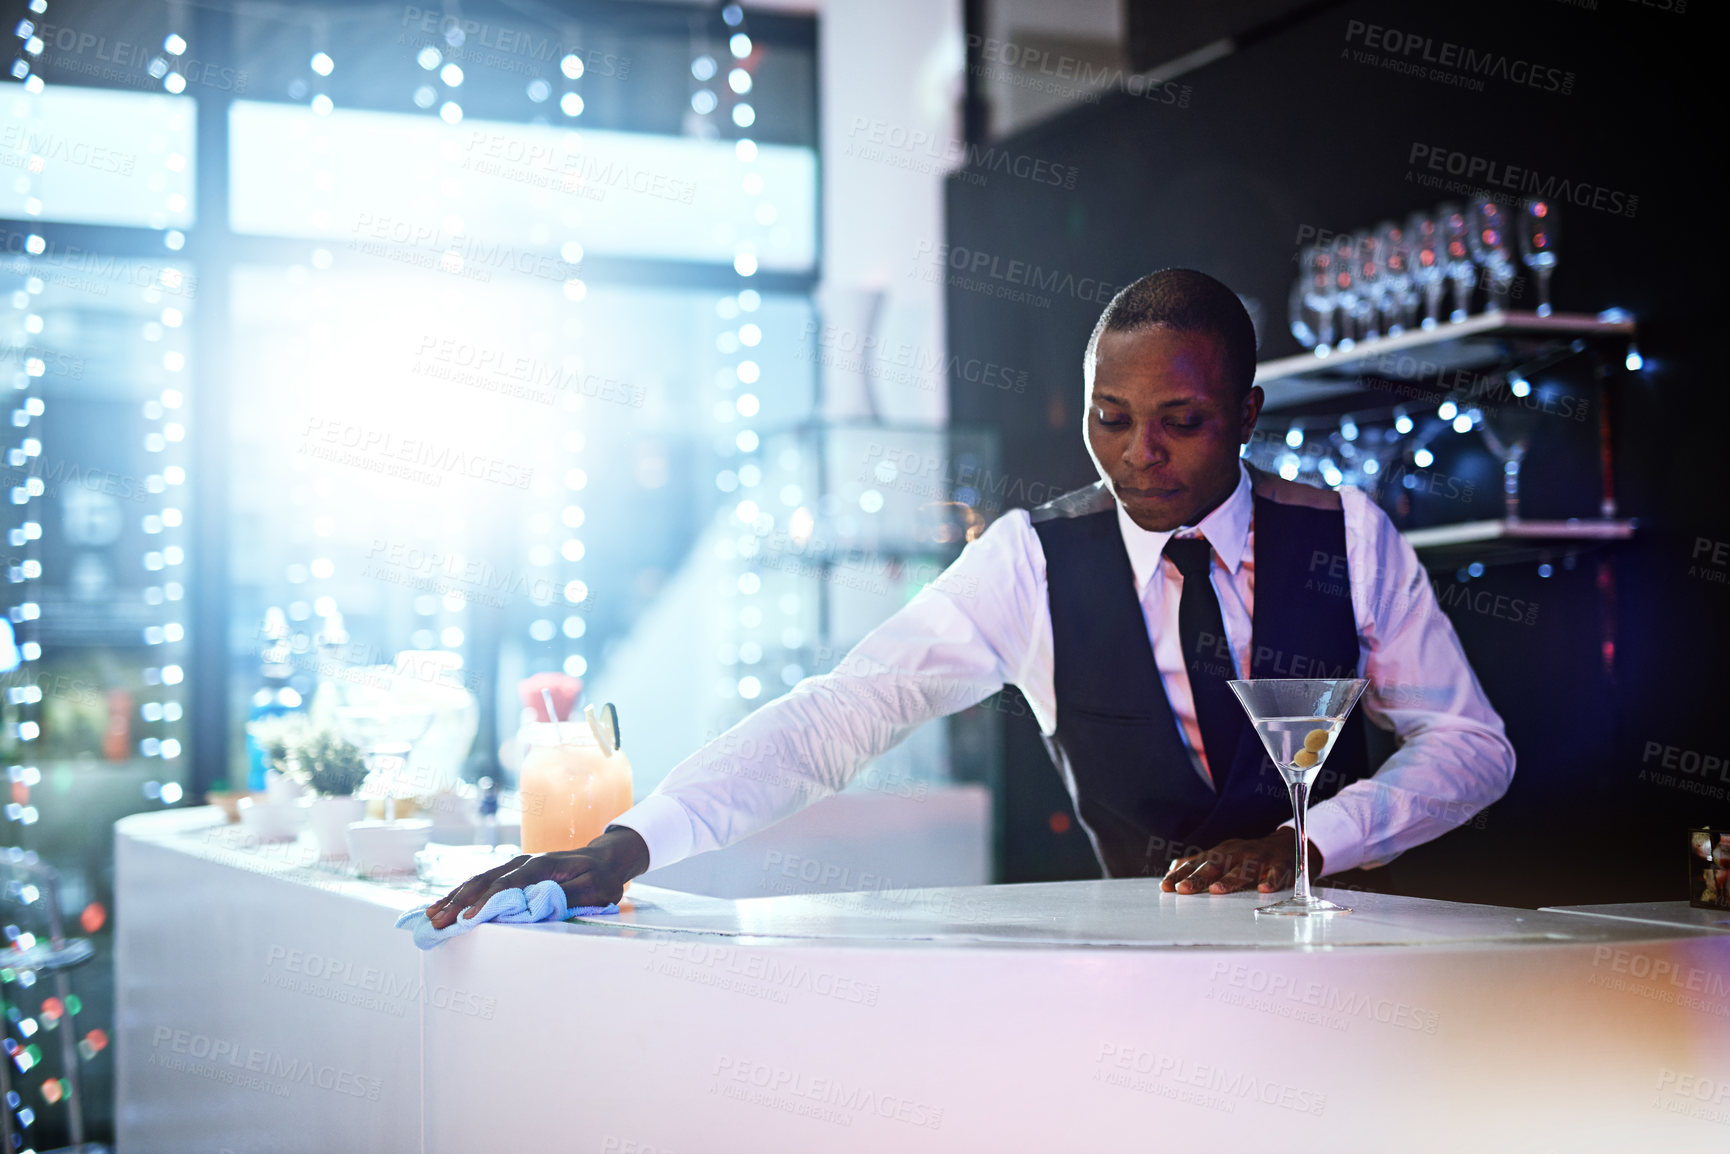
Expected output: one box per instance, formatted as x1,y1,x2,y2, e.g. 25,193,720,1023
1254,894,1352,917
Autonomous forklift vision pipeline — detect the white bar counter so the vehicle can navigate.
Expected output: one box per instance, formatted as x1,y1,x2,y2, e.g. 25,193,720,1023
115,809,1730,1152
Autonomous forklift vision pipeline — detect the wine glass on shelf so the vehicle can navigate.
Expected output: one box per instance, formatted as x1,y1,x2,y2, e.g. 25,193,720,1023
1475,372,1546,521
1518,198,1559,317
1330,233,1359,348
1438,203,1476,323
1227,677,1370,916
1468,196,1516,313
1407,212,1445,330
1342,421,1404,498
1350,230,1384,343
1377,220,1414,336
1299,244,1337,350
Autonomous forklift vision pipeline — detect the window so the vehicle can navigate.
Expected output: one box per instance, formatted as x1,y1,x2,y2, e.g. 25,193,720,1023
4,4,821,1142
0,86,195,228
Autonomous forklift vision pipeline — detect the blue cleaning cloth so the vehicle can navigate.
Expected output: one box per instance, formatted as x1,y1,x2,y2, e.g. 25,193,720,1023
395,879,618,950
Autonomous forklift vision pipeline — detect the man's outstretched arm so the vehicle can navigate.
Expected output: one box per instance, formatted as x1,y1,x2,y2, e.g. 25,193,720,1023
427,511,1045,923
609,510,1044,874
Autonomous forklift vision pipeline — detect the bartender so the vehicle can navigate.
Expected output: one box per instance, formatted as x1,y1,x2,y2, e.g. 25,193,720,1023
428,268,1514,928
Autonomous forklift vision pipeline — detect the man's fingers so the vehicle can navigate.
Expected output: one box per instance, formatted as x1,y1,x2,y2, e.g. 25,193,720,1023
459,878,517,921
1174,858,1225,894
431,856,528,909
458,857,538,919
1257,860,1293,892
427,856,533,927
429,882,494,928
429,879,511,929
1162,854,1207,892
1209,857,1265,894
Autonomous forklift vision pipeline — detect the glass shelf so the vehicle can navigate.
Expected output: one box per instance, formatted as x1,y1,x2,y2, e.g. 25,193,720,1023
1402,517,1636,571
1255,310,1636,413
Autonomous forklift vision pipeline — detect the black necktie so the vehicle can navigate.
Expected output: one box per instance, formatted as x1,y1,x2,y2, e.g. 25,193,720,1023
1162,536,1244,791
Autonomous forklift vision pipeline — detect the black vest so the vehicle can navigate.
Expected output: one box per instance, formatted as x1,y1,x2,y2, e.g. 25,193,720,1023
1030,466,1370,878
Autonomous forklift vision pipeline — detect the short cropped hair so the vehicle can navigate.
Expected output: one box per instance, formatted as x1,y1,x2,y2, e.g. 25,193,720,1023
1083,268,1258,401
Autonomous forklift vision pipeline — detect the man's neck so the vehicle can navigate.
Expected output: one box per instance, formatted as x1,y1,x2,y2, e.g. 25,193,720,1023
1178,467,1242,531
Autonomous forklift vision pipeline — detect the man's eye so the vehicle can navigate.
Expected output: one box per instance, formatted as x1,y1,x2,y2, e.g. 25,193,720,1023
1168,419,1202,430
1096,411,1129,426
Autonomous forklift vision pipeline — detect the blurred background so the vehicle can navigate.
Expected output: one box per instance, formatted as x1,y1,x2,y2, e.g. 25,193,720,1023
0,0,1721,1145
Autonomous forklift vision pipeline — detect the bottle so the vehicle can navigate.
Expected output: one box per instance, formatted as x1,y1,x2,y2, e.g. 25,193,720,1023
244,608,304,790
516,711,633,854
102,689,131,762
478,776,500,850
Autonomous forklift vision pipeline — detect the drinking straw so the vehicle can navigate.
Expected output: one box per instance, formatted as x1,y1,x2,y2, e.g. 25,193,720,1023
541,688,571,746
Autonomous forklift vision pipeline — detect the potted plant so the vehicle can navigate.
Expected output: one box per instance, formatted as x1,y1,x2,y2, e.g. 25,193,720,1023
239,714,312,841
204,779,248,824
286,730,371,860
247,713,312,804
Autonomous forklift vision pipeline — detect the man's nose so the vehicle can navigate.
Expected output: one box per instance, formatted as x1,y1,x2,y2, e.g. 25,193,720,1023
1123,423,1167,467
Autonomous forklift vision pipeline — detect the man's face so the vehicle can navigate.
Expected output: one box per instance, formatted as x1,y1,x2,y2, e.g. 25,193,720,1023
1085,325,1262,532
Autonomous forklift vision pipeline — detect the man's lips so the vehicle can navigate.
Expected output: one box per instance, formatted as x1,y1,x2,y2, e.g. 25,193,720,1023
1118,484,1183,499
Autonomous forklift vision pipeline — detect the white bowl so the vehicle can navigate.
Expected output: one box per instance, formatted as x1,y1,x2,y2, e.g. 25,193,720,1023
237,797,305,843
346,819,434,878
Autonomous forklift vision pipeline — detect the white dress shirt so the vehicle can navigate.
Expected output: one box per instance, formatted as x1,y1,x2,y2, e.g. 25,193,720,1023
613,462,1515,877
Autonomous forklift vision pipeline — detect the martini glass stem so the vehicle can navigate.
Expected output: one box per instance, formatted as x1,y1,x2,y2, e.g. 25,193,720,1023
1287,776,1314,905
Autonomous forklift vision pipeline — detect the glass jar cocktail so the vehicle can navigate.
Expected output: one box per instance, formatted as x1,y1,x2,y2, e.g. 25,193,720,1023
517,720,633,853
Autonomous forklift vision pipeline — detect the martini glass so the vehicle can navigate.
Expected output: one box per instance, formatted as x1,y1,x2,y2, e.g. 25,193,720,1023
333,702,436,822
1227,677,1369,916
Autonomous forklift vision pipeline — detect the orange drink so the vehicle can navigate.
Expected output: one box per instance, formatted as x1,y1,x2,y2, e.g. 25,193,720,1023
517,721,634,853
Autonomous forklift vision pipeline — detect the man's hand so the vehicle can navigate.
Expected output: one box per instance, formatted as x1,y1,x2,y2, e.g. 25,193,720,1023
424,826,651,929
1161,833,1324,895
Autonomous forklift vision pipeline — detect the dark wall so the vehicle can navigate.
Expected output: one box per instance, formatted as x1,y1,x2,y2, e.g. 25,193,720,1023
947,0,1726,905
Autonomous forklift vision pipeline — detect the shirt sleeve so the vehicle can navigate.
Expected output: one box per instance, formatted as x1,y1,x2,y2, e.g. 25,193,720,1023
609,509,1044,873
1297,488,1517,875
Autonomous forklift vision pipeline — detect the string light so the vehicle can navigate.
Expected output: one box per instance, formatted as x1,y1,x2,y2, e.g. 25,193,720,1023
697,7,782,717
4,7,113,1137
8,7,49,846
559,51,584,120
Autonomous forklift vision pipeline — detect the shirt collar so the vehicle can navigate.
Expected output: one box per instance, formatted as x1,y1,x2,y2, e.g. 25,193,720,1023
1115,461,1252,596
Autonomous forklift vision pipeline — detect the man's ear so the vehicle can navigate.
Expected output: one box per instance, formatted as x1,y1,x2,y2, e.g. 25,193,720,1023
1240,384,1265,443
